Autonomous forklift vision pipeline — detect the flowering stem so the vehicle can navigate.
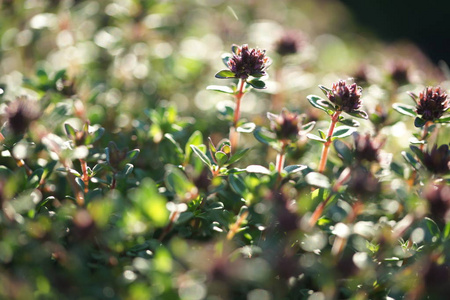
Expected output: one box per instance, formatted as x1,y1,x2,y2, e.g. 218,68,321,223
318,111,341,173
419,121,430,151
275,143,287,174
230,79,246,152
80,159,89,194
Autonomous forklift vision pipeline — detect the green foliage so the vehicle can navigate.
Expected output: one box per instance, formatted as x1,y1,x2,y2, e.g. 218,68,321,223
0,1,449,300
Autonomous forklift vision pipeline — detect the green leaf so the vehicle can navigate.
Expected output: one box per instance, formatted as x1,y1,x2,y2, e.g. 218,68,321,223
118,163,134,177
27,168,44,189
409,145,424,162
37,196,54,213
215,151,229,166
247,79,266,89
177,211,195,224
414,117,426,128
208,137,217,154
190,145,212,168
236,122,256,133
390,162,405,177
347,110,369,120
215,70,236,79
165,165,196,199
53,69,66,83
245,165,271,175
305,172,331,189
409,137,426,145
132,178,169,227
424,217,440,239
206,85,235,94
338,116,360,127
253,127,278,147
435,115,450,123
160,134,184,165
401,151,420,170
227,148,250,165
228,174,247,195
222,53,232,66
306,133,326,143
87,127,105,144
91,163,104,177
444,222,450,240
334,140,353,164
64,123,77,139
185,130,203,160
392,103,417,117
318,129,326,139
331,126,357,139
307,95,335,114
301,121,316,133
126,149,140,161
284,165,307,174
318,85,332,96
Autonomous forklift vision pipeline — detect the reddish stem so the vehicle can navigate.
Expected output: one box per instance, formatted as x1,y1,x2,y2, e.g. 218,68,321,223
230,79,246,151
276,152,286,174
110,173,117,190
80,159,89,194
318,111,341,173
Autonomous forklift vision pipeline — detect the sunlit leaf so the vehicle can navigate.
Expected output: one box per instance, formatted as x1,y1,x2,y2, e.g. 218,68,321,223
392,103,417,117
206,85,235,94
190,145,212,168
245,165,271,175
215,70,236,79
305,172,330,189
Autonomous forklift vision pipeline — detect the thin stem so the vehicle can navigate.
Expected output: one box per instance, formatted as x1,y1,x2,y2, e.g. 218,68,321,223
308,167,351,228
15,158,33,176
80,159,89,194
308,194,332,228
318,111,341,173
227,210,249,240
275,142,287,188
110,173,117,190
419,122,430,151
67,170,85,206
275,144,287,174
230,79,246,151
158,211,179,242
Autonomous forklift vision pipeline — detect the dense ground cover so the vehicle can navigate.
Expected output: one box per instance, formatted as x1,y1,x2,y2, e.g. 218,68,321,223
0,1,449,299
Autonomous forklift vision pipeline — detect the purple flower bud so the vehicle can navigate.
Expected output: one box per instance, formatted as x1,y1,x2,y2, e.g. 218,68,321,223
415,87,449,122
5,96,41,135
347,166,380,197
353,133,384,163
227,44,270,79
327,80,363,114
423,184,450,223
269,109,301,142
274,31,304,56
421,144,449,174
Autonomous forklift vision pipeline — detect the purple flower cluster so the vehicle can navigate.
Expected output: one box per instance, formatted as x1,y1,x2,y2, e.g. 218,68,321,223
228,44,270,79
326,80,362,113
415,87,449,122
